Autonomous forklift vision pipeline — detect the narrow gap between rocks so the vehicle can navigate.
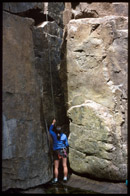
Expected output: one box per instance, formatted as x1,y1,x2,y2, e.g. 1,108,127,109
4,8,54,26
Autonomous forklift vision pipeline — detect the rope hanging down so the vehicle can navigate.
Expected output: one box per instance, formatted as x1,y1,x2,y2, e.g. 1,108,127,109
45,13,55,118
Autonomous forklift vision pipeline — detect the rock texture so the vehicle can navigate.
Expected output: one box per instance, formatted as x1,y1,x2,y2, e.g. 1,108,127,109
63,2,128,25
3,2,64,27
32,21,68,128
2,11,53,190
2,2,128,191
63,174,127,194
2,2,67,191
61,11,128,181
71,2,128,19
3,2,44,13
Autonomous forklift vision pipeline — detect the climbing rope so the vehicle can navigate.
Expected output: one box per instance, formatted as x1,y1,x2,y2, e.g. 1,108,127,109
42,11,55,165
45,12,55,118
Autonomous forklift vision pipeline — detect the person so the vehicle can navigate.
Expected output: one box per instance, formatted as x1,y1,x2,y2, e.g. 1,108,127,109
49,119,69,183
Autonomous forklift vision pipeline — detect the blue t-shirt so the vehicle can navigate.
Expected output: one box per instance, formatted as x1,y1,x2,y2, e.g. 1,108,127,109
49,124,69,151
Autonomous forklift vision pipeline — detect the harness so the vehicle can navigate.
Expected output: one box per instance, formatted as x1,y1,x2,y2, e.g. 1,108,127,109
57,148,67,159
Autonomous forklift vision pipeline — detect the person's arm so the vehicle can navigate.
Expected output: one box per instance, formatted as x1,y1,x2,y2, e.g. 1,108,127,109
49,119,56,136
52,119,56,125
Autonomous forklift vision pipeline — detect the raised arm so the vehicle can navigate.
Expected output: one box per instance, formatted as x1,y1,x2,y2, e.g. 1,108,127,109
49,119,56,136
52,119,56,125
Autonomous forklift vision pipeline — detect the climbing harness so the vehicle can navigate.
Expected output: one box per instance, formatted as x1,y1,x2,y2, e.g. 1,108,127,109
56,148,68,159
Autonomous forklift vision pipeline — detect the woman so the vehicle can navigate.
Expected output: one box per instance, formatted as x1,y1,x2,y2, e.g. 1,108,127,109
49,119,69,183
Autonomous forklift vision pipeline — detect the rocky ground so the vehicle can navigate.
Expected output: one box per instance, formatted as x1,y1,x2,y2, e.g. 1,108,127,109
62,174,128,194
5,173,128,194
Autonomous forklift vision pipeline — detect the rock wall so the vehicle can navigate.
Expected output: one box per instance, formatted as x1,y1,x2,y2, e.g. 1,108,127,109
2,2,128,191
2,2,68,191
61,2,128,181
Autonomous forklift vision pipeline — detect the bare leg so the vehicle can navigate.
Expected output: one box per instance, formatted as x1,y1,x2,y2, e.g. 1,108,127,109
54,160,59,179
62,157,68,177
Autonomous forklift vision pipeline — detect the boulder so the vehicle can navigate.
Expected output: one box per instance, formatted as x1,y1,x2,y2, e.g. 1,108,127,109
71,2,128,19
2,11,53,191
3,2,65,28
3,2,44,13
48,2,65,28
62,2,128,26
3,5,68,190
62,16,128,181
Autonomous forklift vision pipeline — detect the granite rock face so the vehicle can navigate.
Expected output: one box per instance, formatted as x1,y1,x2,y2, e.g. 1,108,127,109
63,2,128,24
32,21,68,127
2,2,128,191
2,11,53,190
61,14,128,181
3,2,65,27
3,2,44,13
2,2,67,191
71,2,128,19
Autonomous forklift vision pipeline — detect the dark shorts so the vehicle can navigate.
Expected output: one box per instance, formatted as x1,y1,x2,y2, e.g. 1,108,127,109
53,149,67,160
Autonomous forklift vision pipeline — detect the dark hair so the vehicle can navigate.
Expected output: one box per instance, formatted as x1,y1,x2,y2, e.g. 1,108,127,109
56,126,62,140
